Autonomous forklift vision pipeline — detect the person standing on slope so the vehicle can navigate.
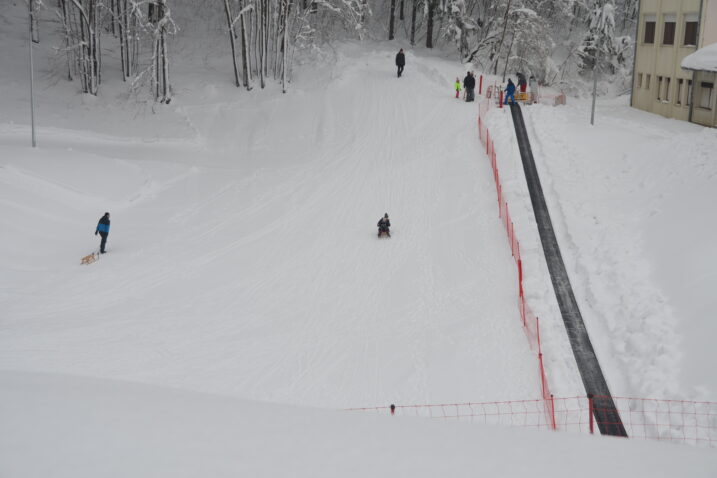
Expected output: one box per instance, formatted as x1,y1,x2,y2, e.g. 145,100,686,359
516,72,527,93
504,79,516,105
455,77,462,99
395,49,405,78
95,212,110,254
465,72,476,102
377,213,391,238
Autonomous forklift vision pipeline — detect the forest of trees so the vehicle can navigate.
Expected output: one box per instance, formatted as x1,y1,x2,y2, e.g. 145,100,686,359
31,0,639,100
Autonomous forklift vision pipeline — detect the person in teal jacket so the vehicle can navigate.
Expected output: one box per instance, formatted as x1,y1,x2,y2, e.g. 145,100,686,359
95,212,110,253
504,79,516,105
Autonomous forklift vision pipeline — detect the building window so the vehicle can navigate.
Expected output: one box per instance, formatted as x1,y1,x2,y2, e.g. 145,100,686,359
646,74,651,89
687,80,692,106
664,77,671,102
699,82,714,109
657,76,663,100
684,19,698,46
663,15,676,45
644,19,656,44
676,79,683,105
637,73,643,88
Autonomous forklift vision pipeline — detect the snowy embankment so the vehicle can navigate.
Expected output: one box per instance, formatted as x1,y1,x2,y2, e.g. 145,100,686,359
1,3,542,411
484,97,717,402
2,370,716,478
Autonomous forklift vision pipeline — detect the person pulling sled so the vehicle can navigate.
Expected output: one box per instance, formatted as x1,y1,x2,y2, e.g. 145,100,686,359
377,213,391,238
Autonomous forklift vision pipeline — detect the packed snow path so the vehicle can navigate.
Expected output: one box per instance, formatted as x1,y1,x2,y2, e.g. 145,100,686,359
1,43,542,408
509,103,625,435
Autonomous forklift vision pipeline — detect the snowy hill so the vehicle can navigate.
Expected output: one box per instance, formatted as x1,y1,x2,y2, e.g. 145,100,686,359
2,1,717,475
1,9,549,408
2,371,716,478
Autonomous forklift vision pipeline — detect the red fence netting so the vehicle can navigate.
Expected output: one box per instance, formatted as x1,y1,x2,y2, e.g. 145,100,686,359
479,97,555,428
347,396,717,447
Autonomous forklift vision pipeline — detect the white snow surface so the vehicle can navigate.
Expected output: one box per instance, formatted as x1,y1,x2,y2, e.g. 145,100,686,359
681,42,717,72
2,2,717,474
1,6,541,409
2,371,716,478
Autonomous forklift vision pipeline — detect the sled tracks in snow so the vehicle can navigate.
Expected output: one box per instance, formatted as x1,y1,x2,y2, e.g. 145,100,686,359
508,103,627,438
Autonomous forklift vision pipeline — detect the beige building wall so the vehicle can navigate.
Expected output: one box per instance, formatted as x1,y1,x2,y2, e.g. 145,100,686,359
701,0,717,46
692,0,717,126
632,0,701,121
691,71,717,126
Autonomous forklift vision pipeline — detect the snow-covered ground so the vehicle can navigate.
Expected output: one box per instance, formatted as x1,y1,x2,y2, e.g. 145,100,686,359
2,370,716,478
1,5,543,409
2,2,717,475
484,96,717,402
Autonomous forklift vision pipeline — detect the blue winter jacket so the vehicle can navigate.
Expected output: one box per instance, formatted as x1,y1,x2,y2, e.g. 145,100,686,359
506,82,516,95
96,216,110,234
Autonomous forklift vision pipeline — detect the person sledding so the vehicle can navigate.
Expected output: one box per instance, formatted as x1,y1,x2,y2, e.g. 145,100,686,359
377,213,391,238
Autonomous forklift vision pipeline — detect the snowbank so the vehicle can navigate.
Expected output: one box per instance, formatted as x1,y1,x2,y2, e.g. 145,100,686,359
2,371,715,478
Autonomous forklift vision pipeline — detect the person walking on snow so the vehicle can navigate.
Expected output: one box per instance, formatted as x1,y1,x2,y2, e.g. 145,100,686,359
455,77,462,98
516,72,527,93
95,212,110,254
504,79,516,105
395,49,405,78
377,213,391,238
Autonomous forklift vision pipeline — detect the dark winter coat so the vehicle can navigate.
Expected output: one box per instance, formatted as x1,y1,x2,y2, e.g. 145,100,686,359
377,218,391,229
395,52,405,67
96,214,110,235
517,73,527,88
505,80,516,95
465,75,476,89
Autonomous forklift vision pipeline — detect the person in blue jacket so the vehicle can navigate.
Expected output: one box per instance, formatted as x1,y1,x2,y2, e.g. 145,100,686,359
95,212,110,254
504,79,516,105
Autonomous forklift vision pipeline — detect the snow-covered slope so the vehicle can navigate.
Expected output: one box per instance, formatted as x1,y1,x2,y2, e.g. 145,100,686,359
2,371,715,478
0,5,546,408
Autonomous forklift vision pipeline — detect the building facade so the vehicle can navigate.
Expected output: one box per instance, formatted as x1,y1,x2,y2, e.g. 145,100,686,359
631,0,716,127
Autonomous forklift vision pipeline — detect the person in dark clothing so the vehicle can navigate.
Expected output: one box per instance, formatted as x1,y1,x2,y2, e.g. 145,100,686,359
464,72,476,102
95,212,110,253
395,49,405,78
504,79,516,105
377,213,391,238
516,72,527,93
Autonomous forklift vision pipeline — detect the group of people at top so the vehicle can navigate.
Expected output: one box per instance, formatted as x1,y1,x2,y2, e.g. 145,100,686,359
393,48,538,106
504,72,537,105
455,72,477,102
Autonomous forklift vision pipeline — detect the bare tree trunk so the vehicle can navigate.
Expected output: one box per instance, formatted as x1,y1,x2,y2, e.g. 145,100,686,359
281,0,288,92
58,0,75,80
410,0,417,46
238,0,252,90
501,27,515,82
492,0,512,75
388,0,396,40
426,0,435,48
223,0,241,86
399,0,404,20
